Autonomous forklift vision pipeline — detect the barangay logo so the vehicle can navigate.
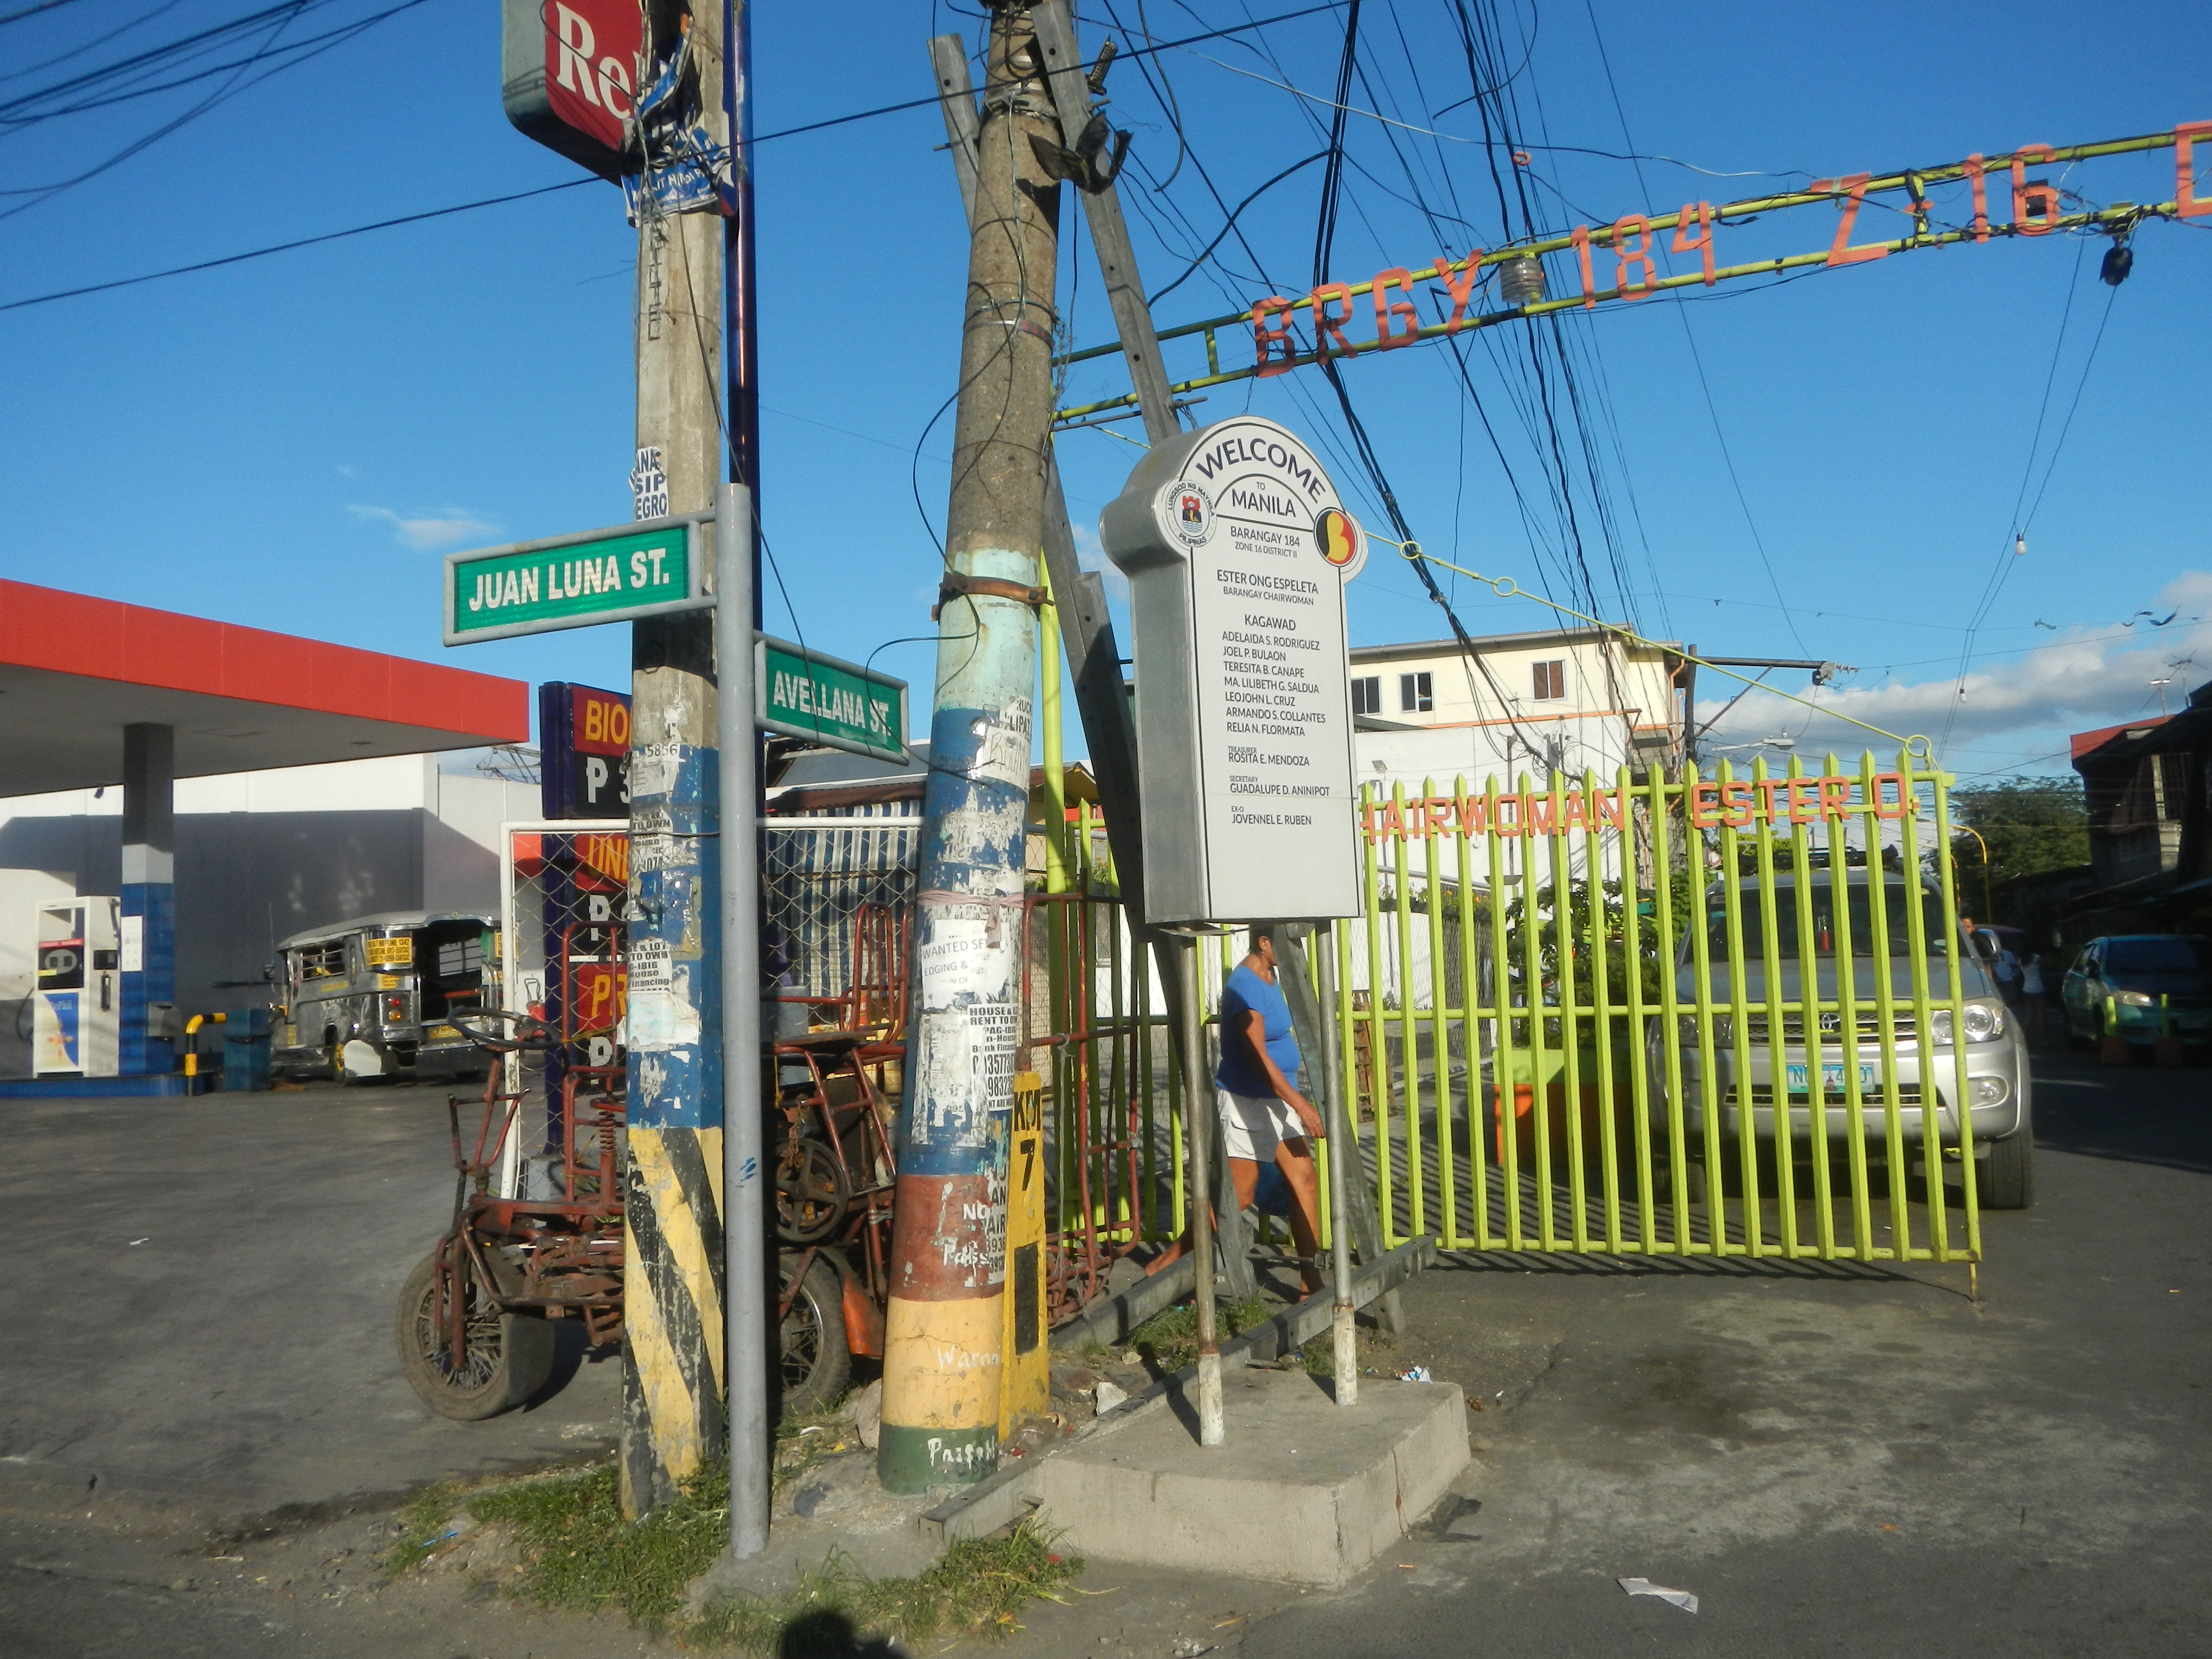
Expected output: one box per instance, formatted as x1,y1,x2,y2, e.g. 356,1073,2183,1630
1164,480,1213,547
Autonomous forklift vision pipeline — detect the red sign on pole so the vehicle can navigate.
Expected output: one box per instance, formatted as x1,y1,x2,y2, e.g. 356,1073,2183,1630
501,0,641,181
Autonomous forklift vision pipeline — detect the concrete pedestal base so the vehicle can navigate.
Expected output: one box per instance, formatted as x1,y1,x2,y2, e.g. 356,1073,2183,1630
1031,1368,1468,1587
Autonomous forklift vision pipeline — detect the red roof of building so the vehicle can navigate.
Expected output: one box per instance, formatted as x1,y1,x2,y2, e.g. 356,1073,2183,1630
2070,714,2171,762
0,578,529,794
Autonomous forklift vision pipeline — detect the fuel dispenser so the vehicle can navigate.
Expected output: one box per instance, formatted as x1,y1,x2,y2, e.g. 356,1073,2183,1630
33,898,121,1078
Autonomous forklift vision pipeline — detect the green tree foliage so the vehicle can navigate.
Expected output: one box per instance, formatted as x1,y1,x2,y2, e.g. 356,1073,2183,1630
1947,775,2090,889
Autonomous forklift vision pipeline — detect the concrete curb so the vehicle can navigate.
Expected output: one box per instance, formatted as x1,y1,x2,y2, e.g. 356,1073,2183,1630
1052,1253,1199,1351
918,1236,1435,1545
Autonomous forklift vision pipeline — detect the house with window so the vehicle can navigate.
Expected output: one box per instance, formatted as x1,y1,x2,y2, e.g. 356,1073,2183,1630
1348,624,1689,805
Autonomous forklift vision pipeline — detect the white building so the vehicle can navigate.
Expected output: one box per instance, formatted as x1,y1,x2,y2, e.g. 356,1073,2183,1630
1350,624,1688,799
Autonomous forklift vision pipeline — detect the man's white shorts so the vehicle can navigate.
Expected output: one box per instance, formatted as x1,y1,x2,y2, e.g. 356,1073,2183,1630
1217,1088,1306,1163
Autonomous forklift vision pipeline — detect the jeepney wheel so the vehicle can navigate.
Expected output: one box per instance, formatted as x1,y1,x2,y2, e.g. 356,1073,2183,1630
396,1254,554,1420
775,1136,851,1245
779,1254,851,1414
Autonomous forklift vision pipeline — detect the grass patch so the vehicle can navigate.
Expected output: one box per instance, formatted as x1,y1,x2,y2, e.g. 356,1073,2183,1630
694,1521,1079,1655
469,1457,728,1625
383,1481,465,1574
397,1402,1078,1651
1125,1292,1275,1374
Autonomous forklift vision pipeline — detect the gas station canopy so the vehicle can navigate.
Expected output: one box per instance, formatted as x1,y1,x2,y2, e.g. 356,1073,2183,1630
0,578,530,794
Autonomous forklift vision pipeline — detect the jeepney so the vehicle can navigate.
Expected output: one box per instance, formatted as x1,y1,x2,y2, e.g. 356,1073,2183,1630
271,911,497,1083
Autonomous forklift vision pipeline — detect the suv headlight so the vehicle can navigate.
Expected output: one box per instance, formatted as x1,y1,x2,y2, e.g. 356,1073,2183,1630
1930,1001,2006,1045
2116,990,2156,1008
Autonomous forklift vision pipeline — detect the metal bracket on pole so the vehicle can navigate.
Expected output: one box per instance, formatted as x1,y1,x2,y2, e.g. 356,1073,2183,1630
716,481,769,1557
1031,0,1178,445
928,33,982,227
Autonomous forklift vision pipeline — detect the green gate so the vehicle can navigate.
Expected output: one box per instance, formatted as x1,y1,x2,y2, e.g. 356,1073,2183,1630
1332,749,1996,1264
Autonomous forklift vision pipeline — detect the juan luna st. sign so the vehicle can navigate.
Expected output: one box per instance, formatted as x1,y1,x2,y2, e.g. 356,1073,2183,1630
1102,416,1366,925
442,512,713,645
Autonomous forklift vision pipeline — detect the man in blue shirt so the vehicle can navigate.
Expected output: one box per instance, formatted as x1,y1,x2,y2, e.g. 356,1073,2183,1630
1149,929,1327,1296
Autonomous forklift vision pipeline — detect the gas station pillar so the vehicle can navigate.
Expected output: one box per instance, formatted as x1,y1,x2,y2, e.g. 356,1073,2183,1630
119,722,175,1077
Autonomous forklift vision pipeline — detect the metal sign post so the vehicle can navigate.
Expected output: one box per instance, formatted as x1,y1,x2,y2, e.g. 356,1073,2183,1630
713,481,769,1559
1103,415,1368,1445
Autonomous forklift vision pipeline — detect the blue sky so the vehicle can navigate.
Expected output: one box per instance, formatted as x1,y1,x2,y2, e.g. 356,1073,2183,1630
1,0,2206,785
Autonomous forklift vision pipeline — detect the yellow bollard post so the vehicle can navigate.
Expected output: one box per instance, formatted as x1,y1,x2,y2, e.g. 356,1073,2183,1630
1000,1069,1050,1439
2099,996,2131,1066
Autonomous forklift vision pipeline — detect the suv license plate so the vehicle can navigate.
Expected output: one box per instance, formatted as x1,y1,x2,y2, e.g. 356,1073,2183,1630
1787,1061,1880,1091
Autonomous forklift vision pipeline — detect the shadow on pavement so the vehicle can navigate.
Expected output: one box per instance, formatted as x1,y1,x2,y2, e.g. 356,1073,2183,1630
2031,1045,2212,1174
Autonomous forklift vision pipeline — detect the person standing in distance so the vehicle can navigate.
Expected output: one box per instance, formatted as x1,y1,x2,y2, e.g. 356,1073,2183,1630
1147,928,1326,1296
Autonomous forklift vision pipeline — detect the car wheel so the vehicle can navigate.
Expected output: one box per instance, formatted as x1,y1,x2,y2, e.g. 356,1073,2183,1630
1978,1131,2035,1210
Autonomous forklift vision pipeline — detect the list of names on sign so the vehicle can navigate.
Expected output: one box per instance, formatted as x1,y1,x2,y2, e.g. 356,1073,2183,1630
1106,417,1364,923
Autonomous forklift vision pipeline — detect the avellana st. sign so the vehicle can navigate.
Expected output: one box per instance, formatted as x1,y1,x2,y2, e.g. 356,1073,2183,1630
757,639,907,765
443,513,906,766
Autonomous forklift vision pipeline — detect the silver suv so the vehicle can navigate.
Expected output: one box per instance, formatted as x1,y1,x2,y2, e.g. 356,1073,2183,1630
1655,869,2034,1209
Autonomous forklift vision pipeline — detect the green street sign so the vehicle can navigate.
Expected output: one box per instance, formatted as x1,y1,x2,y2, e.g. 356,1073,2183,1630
442,511,712,644
757,636,908,764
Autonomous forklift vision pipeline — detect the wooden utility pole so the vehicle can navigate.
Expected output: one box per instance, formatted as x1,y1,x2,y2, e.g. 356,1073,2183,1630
879,1,1062,1495
620,0,729,1519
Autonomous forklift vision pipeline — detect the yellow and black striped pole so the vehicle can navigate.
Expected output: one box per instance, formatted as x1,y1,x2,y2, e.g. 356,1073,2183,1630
618,0,731,1512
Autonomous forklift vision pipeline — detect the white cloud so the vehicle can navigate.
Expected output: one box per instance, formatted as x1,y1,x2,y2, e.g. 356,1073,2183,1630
347,503,496,551
1699,570,2212,768
1071,521,1129,602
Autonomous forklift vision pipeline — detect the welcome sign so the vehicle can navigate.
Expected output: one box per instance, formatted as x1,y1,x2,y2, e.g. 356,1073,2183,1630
1102,416,1366,925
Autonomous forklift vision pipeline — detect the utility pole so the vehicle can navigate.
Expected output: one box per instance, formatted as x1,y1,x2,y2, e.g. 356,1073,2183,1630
621,0,730,1520
880,1,1061,1495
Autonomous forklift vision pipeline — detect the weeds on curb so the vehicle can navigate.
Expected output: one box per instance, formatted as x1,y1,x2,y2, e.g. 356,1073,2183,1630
387,1421,1080,1651
1126,1292,1274,1374
693,1521,1080,1655
468,1457,727,1625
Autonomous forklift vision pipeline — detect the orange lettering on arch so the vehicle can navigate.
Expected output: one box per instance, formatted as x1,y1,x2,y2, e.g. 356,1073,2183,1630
2010,144,2059,234
2178,122,2212,219
1253,297,1298,377
1310,283,1357,358
1435,250,1483,331
1373,268,1420,349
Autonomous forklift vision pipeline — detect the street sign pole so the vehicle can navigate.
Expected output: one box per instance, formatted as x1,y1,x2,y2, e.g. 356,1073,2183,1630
715,481,768,1558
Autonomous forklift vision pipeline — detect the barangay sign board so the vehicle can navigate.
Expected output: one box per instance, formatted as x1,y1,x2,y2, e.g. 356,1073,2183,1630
1102,416,1367,925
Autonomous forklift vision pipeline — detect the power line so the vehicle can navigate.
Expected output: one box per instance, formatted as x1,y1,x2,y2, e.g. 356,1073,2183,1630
0,0,1353,312
0,178,598,313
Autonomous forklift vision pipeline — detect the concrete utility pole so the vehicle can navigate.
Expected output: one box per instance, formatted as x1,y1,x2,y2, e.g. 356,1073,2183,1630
621,0,729,1519
880,1,1061,1495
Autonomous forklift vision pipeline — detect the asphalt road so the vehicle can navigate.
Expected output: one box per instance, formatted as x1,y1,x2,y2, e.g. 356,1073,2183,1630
3,1049,2207,1658
0,1083,618,1525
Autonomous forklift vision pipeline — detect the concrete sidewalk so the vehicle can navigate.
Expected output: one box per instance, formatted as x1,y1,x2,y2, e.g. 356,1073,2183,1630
999,1047,2212,1658
0,1087,617,1526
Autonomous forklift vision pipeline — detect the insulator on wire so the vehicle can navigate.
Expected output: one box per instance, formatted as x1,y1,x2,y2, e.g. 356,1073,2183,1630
1499,254,1545,307
2100,240,2133,287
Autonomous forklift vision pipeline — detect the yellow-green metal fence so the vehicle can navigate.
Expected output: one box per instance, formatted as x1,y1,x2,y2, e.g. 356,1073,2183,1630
1334,751,1989,1264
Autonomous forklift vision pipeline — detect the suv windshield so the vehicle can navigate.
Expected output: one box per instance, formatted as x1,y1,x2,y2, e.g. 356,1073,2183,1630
2105,937,2212,974
1708,882,1951,960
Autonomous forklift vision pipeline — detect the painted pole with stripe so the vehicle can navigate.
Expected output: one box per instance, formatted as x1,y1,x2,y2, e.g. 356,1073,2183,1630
619,0,731,1518
878,0,1061,1495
